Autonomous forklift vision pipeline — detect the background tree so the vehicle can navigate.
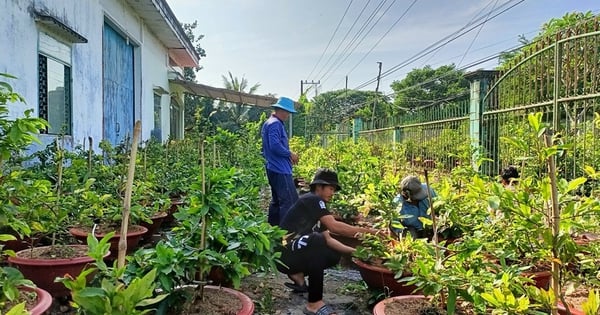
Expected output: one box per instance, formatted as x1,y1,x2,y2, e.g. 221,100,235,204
307,89,390,136
212,71,267,132
389,64,469,113
181,21,210,134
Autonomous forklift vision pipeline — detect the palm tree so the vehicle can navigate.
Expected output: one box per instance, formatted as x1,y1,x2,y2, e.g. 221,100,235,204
217,72,262,131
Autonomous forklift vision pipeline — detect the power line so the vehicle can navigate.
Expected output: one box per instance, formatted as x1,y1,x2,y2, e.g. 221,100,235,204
306,0,354,80
330,0,419,89
457,0,500,67
317,0,393,83
312,0,374,81
354,0,525,90
333,46,518,120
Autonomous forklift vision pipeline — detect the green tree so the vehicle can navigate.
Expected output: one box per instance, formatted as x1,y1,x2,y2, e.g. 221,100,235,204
213,72,265,132
308,89,389,135
389,64,469,113
181,21,206,81
180,21,209,134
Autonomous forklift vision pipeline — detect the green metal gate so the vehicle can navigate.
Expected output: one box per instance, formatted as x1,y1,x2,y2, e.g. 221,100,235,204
482,23,600,179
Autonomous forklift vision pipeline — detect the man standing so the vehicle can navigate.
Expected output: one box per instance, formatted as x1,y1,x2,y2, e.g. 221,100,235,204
261,96,299,226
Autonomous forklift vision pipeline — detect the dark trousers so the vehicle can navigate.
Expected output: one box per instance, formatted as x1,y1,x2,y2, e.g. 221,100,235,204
266,169,298,226
277,232,341,303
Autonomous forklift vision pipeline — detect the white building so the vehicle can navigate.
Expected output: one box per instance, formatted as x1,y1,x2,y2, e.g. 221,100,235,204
1,0,199,149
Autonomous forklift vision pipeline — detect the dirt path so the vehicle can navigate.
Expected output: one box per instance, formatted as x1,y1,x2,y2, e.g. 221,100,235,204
240,267,374,315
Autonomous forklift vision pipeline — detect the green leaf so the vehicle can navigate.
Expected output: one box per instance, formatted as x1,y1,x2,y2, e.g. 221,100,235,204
566,177,586,193
5,302,29,315
0,234,17,241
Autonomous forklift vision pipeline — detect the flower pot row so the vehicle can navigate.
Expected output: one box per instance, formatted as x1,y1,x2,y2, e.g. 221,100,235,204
373,295,585,315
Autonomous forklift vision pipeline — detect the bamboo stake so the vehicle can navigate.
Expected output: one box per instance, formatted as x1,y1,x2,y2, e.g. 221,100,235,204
423,169,443,307
544,131,560,315
200,139,207,264
53,138,63,247
117,121,141,269
87,137,93,177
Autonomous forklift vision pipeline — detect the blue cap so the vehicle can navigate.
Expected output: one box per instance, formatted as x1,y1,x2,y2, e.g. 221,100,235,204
271,97,296,113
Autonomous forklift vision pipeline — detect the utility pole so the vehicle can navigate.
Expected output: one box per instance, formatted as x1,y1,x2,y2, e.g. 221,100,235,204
371,62,383,124
301,80,320,96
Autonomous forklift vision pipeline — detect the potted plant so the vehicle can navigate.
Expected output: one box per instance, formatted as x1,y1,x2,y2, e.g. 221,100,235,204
124,146,272,314
1,235,52,315
56,232,167,314
67,139,150,260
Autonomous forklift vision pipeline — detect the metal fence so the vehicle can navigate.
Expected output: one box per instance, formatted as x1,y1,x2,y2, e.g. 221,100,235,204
482,24,600,178
325,18,600,179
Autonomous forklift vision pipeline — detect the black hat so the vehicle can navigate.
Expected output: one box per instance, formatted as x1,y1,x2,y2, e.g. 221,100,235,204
309,168,342,191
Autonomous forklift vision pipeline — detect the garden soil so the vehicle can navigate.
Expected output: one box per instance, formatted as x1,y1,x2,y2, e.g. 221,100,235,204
239,266,375,315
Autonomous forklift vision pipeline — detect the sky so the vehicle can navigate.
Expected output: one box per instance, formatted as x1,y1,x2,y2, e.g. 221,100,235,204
166,0,600,101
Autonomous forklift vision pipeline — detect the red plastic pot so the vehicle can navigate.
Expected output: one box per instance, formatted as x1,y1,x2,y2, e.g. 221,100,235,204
174,285,254,315
164,198,185,224
8,245,97,297
558,302,585,315
140,211,168,242
353,258,421,296
69,225,147,260
28,286,53,315
522,270,552,290
372,295,428,315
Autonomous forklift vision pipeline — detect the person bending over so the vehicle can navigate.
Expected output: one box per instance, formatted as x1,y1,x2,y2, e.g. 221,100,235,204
393,175,436,239
277,168,379,315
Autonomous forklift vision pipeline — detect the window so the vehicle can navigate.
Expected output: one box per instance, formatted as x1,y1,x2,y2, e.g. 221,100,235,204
38,32,72,135
170,99,181,140
152,93,162,141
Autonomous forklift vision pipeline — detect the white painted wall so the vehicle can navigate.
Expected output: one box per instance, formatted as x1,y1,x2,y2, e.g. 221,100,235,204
0,0,177,150
140,24,171,141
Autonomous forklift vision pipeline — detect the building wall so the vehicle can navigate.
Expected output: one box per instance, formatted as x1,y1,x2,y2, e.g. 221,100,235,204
0,0,174,150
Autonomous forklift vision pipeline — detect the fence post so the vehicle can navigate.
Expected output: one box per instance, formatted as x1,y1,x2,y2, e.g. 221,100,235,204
465,70,498,174
393,126,402,147
352,117,362,143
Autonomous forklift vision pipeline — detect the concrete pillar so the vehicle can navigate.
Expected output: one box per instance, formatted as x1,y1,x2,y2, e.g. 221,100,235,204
352,117,362,143
464,70,498,174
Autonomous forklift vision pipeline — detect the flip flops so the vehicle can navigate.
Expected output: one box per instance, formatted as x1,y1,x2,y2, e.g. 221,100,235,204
284,281,308,293
302,304,337,315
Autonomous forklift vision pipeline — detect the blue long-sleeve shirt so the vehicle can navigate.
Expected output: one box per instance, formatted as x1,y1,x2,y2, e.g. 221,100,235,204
261,114,292,174
393,184,436,230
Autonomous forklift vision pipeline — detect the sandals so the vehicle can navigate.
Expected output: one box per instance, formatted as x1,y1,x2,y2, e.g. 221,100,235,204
284,281,308,293
303,304,337,315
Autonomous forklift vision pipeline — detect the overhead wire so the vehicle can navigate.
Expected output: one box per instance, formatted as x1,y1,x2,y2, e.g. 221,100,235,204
329,0,419,89
334,6,600,119
354,0,525,90
332,44,521,120
317,0,393,83
457,0,500,67
312,0,374,81
306,0,354,80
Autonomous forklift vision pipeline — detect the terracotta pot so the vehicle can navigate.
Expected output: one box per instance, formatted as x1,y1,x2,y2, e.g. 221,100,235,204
372,295,428,315
168,285,254,315
164,198,185,224
26,286,53,315
140,211,168,242
69,225,148,260
353,258,421,296
205,266,233,288
331,233,362,248
331,233,361,268
8,245,97,297
522,269,552,290
558,302,585,315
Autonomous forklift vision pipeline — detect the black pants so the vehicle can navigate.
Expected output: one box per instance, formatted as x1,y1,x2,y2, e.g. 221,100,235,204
277,232,341,303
